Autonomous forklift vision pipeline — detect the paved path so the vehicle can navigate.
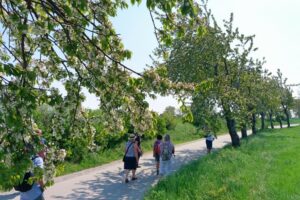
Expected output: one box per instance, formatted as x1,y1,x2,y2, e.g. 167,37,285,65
1,125,297,200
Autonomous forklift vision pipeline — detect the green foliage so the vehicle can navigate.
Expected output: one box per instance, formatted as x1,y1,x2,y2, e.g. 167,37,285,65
0,0,201,189
161,106,177,130
293,98,300,118
145,126,300,200
156,116,167,134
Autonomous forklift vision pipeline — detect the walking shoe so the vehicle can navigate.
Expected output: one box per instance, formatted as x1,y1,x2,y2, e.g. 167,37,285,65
125,178,129,183
132,177,138,181
156,170,159,175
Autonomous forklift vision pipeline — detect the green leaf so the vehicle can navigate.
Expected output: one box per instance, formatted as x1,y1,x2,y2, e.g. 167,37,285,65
146,0,155,9
63,5,72,17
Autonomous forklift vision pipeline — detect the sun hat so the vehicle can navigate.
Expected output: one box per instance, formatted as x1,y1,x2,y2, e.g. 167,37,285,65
129,133,135,140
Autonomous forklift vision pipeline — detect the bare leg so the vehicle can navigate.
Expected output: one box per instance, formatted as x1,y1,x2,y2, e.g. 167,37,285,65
125,170,129,183
132,169,137,180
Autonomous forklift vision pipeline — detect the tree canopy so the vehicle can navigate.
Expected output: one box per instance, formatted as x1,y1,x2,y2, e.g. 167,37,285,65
0,0,295,190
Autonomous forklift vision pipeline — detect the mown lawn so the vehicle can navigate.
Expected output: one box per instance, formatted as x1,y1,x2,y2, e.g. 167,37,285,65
144,125,300,200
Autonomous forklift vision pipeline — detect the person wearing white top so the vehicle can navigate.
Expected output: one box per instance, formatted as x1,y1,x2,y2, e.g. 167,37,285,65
205,133,216,154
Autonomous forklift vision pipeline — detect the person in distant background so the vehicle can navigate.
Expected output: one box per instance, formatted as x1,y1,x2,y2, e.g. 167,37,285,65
204,127,217,154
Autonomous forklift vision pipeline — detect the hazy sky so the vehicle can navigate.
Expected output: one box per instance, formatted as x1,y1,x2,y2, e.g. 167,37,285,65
83,0,300,113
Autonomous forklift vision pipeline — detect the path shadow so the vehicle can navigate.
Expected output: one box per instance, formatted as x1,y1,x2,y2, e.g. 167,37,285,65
50,169,159,200
0,191,19,200
48,147,214,200
46,137,236,200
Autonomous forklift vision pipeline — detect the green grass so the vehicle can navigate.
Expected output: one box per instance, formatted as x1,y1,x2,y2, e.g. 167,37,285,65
258,118,300,129
144,125,300,200
59,118,300,176
60,121,202,175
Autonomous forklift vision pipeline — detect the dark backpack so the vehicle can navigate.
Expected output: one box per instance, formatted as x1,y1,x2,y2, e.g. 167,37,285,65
161,143,171,161
14,171,34,192
14,156,38,192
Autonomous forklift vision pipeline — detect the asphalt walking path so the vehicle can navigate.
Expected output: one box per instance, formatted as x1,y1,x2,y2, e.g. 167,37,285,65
1,125,297,200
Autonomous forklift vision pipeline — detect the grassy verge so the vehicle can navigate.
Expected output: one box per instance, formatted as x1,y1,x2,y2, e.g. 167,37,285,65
60,118,300,176
144,125,300,200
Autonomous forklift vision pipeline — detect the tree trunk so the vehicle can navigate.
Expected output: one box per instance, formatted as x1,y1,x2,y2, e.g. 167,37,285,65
279,119,283,128
260,112,265,130
269,112,274,129
225,116,240,147
251,113,257,134
283,108,291,128
241,124,247,139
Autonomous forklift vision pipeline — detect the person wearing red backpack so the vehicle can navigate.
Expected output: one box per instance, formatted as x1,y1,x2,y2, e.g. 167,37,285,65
153,134,162,175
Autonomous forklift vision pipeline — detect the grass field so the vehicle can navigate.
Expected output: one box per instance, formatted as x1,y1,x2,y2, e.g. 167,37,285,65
60,118,300,176
144,125,300,200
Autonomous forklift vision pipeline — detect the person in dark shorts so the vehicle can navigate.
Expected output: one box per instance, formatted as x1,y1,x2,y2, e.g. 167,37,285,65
153,134,162,175
124,134,139,183
205,133,216,154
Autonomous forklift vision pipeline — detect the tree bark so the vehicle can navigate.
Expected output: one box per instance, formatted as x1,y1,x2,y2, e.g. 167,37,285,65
283,108,291,128
279,119,283,128
251,113,257,134
225,116,240,147
260,112,265,130
241,124,247,139
269,112,274,129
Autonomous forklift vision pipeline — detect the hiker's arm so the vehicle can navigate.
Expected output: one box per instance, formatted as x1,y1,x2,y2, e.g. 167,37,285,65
153,144,155,156
38,179,45,192
134,143,139,162
172,145,175,154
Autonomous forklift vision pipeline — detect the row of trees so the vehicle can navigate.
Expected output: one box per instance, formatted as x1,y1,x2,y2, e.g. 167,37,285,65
0,0,296,189
161,9,295,146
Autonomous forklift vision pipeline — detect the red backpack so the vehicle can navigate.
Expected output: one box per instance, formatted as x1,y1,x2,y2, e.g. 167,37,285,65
154,140,161,155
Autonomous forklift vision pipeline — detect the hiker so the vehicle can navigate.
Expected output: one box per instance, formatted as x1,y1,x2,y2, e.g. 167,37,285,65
19,150,45,200
124,133,139,183
159,134,175,176
205,131,217,154
153,134,163,175
135,133,142,168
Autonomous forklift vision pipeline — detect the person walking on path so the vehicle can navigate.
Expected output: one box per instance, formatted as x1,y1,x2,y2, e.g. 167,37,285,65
205,130,217,154
159,134,175,176
123,134,139,183
19,151,45,200
153,134,162,175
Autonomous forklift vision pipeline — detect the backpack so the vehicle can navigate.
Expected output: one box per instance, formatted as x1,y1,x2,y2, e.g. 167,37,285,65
161,143,171,161
14,156,38,192
154,141,160,155
14,171,34,192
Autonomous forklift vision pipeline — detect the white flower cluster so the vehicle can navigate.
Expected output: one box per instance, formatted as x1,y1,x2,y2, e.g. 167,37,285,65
56,149,67,162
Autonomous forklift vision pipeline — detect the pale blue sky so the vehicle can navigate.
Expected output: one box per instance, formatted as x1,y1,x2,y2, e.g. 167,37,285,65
83,0,300,113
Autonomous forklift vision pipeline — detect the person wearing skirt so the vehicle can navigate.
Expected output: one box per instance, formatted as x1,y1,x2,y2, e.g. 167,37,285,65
124,134,139,183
